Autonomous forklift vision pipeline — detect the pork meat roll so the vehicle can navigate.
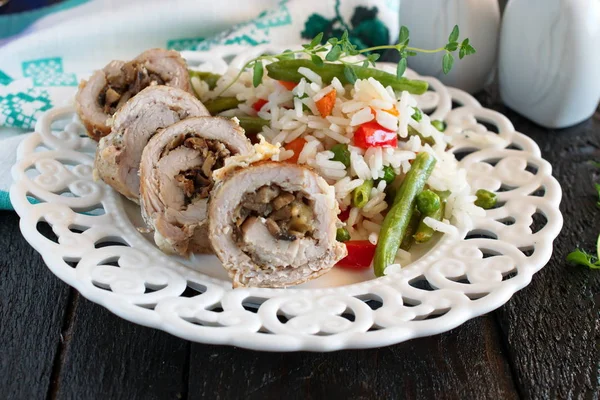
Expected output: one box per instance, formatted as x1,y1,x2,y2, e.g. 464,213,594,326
76,48,192,140
95,85,209,202
140,117,253,255
208,162,347,288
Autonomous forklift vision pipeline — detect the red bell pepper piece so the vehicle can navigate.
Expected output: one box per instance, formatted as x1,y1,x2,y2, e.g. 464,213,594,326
338,208,350,222
252,99,268,112
336,240,376,269
353,121,397,149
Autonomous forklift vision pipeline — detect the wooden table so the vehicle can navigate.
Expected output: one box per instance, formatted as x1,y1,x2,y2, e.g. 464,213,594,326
1,2,599,399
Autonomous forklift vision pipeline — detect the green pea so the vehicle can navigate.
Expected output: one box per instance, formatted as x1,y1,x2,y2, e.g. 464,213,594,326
379,165,396,185
475,189,497,210
352,179,374,208
331,143,351,167
431,120,446,132
336,227,351,242
416,189,441,216
412,107,423,122
414,203,444,244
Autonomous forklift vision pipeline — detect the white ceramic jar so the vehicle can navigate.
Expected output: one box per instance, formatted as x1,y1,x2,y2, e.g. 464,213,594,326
499,0,600,129
399,0,500,94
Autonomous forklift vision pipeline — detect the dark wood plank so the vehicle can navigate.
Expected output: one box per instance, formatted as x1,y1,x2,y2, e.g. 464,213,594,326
0,211,71,399
54,296,189,400
483,101,600,399
188,315,518,399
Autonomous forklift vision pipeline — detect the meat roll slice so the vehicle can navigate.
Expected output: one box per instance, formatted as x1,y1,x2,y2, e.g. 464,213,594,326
140,117,253,256
208,162,347,288
76,48,192,140
95,85,209,202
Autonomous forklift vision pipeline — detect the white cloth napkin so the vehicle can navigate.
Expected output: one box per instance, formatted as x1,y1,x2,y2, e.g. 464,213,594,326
0,0,399,209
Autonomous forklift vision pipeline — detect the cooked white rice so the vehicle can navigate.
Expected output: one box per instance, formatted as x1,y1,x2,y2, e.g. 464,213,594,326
199,52,486,264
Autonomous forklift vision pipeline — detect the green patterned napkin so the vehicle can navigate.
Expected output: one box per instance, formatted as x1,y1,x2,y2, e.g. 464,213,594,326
0,0,399,209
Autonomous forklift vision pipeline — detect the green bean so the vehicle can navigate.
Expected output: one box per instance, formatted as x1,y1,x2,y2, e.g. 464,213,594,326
353,179,374,208
413,202,444,244
416,189,441,215
407,125,435,146
373,152,437,276
336,227,351,242
188,70,221,90
236,116,269,134
475,189,497,209
400,208,421,251
265,60,428,95
379,165,396,185
331,143,351,167
431,120,446,132
204,97,242,114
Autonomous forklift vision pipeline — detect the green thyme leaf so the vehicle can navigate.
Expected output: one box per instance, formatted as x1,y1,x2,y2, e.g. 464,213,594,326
459,46,466,59
465,44,477,56
276,50,295,61
309,32,324,48
442,53,454,74
311,54,324,67
396,58,407,78
252,62,264,87
406,50,418,57
448,25,460,43
595,183,600,208
326,45,342,61
590,161,600,168
398,25,410,45
445,42,459,52
343,64,358,84
368,53,380,63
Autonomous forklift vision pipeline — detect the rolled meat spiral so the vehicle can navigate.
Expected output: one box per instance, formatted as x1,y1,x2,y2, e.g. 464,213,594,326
76,48,192,140
208,162,347,288
140,117,253,256
94,85,210,202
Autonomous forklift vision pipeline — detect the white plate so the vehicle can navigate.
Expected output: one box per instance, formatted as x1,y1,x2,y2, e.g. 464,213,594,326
10,46,563,351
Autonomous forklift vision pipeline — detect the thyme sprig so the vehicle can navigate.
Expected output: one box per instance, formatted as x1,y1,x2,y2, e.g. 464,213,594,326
216,25,476,96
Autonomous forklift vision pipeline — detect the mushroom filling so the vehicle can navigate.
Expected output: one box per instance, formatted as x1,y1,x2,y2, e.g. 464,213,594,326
234,185,316,243
172,136,231,205
98,62,166,114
